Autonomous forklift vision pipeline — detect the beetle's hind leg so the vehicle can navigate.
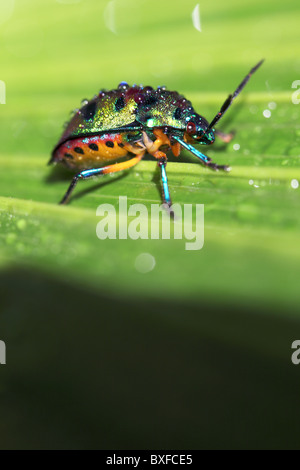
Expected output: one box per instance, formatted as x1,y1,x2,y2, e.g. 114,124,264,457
59,153,144,205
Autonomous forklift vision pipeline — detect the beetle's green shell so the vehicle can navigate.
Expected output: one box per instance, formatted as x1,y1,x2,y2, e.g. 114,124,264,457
55,83,208,150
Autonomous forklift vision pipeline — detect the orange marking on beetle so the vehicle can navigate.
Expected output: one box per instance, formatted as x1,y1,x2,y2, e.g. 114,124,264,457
171,142,181,157
56,133,131,169
101,152,145,174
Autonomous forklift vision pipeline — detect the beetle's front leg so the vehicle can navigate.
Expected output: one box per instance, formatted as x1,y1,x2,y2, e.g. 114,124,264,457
173,136,231,172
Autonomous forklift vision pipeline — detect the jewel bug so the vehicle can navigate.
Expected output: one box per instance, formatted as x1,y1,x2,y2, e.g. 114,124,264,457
50,60,264,209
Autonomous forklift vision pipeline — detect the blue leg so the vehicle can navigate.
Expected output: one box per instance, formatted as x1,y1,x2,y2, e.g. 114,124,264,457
60,154,144,204
173,136,230,171
158,158,174,216
59,168,105,205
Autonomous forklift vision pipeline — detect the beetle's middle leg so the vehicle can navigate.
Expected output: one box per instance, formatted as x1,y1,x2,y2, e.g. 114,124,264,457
158,157,174,217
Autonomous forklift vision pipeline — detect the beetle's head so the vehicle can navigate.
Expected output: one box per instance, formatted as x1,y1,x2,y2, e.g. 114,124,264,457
184,115,215,145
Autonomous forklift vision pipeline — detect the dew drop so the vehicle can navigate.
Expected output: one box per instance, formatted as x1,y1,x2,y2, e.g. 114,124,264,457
17,219,26,230
135,253,156,274
249,105,258,114
263,109,271,118
192,4,201,32
6,233,17,245
291,179,299,189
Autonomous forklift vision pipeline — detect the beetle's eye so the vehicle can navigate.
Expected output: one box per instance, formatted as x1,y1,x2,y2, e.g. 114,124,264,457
186,122,196,135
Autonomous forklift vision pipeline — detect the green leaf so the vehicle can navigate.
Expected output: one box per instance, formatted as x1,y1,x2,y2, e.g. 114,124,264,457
1,0,300,450
1,95,300,310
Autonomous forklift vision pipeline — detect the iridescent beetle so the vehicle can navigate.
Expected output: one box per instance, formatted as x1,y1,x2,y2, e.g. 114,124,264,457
50,60,263,209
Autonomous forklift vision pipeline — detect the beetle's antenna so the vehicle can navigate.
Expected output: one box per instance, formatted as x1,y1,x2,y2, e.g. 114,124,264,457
205,59,264,134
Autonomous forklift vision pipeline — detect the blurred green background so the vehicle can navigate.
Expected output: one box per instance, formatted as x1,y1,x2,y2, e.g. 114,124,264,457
0,0,300,449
